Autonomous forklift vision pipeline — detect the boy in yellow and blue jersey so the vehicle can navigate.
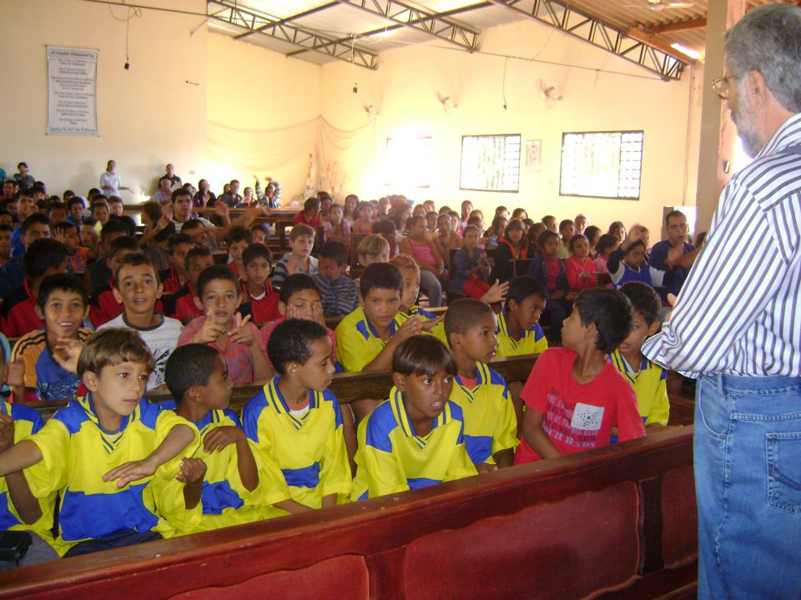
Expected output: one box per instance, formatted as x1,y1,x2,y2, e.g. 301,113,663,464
495,276,549,358
444,299,518,472
0,329,199,557
0,345,59,568
610,282,669,431
244,319,352,513
335,262,422,421
155,344,290,534
351,335,476,501
390,253,447,344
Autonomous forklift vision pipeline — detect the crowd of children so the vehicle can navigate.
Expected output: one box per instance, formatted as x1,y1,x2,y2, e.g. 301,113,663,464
0,170,696,568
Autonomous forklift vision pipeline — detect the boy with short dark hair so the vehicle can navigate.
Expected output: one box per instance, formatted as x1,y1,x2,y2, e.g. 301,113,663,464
225,225,253,279
11,274,91,402
313,240,359,317
67,196,86,226
98,254,183,390
1,239,68,338
0,328,199,557
241,243,279,325
271,224,317,290
609,282,669,431
156,344,287,532
177,265,272,384
444,299,518,471
244,319,351,512
515,289,645,464
159,233,193,293
166,246,214,324
88,236,141,328
293,197,322,228
495,276,549,357
9,189,37,257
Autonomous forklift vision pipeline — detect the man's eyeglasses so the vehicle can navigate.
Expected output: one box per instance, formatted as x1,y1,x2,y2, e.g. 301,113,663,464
712,75,733,100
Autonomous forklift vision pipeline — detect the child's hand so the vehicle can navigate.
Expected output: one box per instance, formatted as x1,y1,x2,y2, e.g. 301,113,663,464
203,426,245,453
51,340,84,374
214,203,230,219
0,413,15,453
5,357,25,388
481,281,509,305
103,457,159,488
53,228,67,245
666,244,683,267
195,308,226,344
175,457,207,484
161,203,174,223
229,313,255,346
566,291,578,301
626,226,643,243
311,301,326,327
286,255,301,275
476,462,499,474
396,315,423,340
421,316,443,332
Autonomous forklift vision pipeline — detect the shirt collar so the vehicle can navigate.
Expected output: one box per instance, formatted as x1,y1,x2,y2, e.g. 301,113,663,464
757,112,801,158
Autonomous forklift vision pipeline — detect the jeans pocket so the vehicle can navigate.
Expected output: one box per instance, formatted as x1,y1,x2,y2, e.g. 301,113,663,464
697,379,727,439
767,432,801,514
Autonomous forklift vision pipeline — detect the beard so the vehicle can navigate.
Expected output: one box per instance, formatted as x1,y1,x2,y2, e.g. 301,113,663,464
730,88,763,158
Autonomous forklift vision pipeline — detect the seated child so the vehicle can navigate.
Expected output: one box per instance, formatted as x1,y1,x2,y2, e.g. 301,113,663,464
67,196,86,227
250,222,270,245
350,335,476,500
177,265,271,384
335,262,422,420
372,220,398,258
444,299,518,471
390,253,446,343
166,246,215,324
88,236,140,328
156,344,283,533
609,282,669,432
11,274,91,402
0,214,52,298
271,224,318,290
225,225,253,279
565,234,597,293
557,219,574,259
54,221,89,275
313,240,359,317
86,219,129,291
0,329,198,557
606,227,668,290
528,230,572,332
0,344,59,568
451,224,490,298
1,239,68,339
47,202,67,229
592,233,619,274
515,289,645,464
495,276,549,357
244,319,352,513
261,274,338,368
240,243,279,325
98,254,183,391
489,219,529,284
399,216,445,308
159,233,193,293
322,203,350,245
357,234,390,266
79,217,100,259
0,223,11,264
352,201,375,235
293,197,322,228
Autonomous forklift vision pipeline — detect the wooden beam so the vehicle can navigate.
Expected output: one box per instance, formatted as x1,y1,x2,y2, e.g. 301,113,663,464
651,17,707,34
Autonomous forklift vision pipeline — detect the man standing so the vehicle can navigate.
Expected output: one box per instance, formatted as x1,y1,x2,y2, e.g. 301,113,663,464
643,5,801,599
158,163,182,190
99,160,132,197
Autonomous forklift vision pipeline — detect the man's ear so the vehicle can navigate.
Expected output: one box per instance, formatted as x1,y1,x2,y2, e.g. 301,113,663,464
392,372,406,391
747,70,768,108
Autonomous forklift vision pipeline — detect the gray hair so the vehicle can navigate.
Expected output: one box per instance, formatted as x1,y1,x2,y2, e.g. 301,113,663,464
725,4,801,113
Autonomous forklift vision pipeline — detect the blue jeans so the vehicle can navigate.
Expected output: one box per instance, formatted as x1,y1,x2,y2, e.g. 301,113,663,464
695,374,801,599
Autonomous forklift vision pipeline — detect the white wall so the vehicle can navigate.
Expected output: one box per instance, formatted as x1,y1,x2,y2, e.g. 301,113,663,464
0,0,208,201
320,18,700,237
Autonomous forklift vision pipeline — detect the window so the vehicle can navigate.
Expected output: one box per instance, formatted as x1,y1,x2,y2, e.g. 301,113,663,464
385,137,432,188
560,131,644,199
460,134,521,193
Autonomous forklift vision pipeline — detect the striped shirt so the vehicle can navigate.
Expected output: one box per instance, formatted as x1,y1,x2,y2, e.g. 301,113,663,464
643,113,801,378
312,273,359,317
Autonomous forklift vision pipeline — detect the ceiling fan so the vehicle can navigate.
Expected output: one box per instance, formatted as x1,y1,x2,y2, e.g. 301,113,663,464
627,0,695,11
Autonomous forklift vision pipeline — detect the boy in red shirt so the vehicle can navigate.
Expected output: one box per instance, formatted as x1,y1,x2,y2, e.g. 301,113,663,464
166,246,214,325
515,289,644,464
293,197,322,229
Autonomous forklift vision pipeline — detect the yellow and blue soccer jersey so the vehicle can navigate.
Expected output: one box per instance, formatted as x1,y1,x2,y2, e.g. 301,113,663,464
450,362,519,465
153,408,288,534
335,307,408,372
409,305,447,345
609,350,670,426
495,312,548,357
25,394,199,556
0,400,57,544
242,377,352,510
351,387,477,501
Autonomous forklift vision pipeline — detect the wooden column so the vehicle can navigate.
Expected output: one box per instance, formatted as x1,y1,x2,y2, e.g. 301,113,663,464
695,0,746,232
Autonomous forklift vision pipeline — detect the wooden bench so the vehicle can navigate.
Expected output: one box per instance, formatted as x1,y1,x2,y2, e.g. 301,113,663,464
0,427,697,599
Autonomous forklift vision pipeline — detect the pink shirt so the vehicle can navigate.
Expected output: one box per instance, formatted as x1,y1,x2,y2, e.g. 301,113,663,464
565,256,597,291
408,238,437,268
177,316,267,384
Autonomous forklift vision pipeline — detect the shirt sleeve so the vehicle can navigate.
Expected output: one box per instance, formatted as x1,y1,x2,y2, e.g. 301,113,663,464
25,419,70,498
153,410,201,480
177,318,201,346
318,401,353,500
645,370,670,427
241,403,291,506
491,384,520,457
520,350,555,413
615,384,646,442
445,421,479,482
10,335,38,391
357,421,407,499
335,324,370,373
